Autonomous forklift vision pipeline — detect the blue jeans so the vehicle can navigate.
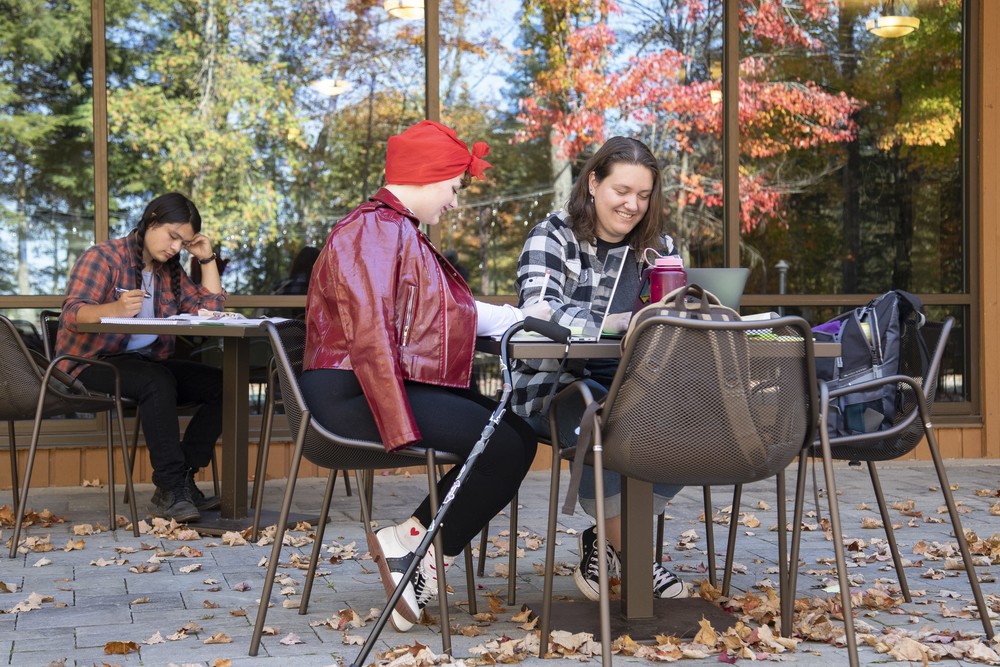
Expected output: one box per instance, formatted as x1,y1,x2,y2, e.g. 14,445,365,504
525,378,682,519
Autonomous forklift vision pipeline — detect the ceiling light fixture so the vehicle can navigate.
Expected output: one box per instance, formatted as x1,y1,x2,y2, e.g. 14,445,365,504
309,79,352,97
866,14,920,38
384,0,424,20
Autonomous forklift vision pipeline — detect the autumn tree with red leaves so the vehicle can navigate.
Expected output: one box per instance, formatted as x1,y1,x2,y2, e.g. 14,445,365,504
515,0,861,264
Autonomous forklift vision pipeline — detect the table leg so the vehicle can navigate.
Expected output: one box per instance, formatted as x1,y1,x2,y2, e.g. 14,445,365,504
219,336,250,519
621,476,654,619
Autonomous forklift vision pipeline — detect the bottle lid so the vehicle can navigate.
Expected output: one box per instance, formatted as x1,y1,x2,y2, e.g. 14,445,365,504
655,256,684,269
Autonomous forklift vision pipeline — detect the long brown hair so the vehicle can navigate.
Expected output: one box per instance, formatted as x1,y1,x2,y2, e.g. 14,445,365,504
565,137,666,254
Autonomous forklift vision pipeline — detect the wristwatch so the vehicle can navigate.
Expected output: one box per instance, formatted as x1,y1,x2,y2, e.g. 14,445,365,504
198,253,218,265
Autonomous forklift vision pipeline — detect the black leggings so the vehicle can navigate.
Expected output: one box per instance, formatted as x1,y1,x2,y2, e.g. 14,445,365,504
300,368,538,556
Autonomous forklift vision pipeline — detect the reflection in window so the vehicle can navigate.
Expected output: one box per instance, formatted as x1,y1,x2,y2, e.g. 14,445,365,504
0,4,95,296
740,0,963,298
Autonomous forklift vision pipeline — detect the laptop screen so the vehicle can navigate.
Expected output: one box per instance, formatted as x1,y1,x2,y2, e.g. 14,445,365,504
683,268,750,311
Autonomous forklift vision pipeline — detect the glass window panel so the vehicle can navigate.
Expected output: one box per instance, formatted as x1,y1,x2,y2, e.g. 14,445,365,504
105,0,428,294
0,4,95,296
738,0,964,298
441,0,724,294
778,302,970,405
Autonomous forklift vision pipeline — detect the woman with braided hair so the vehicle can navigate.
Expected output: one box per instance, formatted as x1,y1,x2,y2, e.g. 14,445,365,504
57,192,226,522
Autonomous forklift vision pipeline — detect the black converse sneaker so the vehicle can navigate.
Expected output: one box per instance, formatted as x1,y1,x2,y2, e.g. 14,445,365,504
652,561,689,599
573,525,621,601
148,484,200,523
187,469,220,512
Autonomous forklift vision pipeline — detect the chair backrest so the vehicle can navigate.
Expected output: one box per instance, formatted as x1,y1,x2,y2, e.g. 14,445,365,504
599,314,818,487
39,310,61,360
827,317,953,462
11,318,46,358
0,315,58,421
263,320,431,471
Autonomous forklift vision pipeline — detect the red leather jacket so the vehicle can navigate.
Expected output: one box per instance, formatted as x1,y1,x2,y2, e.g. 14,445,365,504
304,188,477,451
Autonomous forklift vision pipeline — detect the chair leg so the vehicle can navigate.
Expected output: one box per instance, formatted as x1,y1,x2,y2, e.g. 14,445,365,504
784,454,810,638
703,486,716,588
124,409,141,504
341,469,352,496
463,543,478,615
362,470,374,525
866,461,911,602
592,440,612,667
775,473,788,613
476,522,489,577
722,484,743,596
425,450,452,656
817,433,860,667
210,449,220,499
113,403,140,537
9,393,50,558
250,414,309,656
7,422,19,514
106,413,117,529
923,423,994,638
250,387,277,542
507,492,518,605
538,443,563,657
300,468,338,615
655,510,665,562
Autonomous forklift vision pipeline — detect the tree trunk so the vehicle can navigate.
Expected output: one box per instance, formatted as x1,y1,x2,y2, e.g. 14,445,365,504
550,131,572,210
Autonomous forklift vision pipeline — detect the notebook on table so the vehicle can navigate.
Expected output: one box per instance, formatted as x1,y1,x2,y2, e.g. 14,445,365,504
683,267,750,311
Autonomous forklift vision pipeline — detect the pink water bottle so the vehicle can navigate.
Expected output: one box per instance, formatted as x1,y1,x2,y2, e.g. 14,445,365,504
647,256,687,303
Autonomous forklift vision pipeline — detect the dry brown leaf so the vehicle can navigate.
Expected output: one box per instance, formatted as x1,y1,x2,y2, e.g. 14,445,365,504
693,617,718,647
103,640,140,655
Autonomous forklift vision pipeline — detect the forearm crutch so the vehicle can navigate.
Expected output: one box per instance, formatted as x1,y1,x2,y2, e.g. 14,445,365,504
351,316,570,667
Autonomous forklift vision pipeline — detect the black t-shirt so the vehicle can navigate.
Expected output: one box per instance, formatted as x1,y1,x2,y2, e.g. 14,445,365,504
588,238,640,385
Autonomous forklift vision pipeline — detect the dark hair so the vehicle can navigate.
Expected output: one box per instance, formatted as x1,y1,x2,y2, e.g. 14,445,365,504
133,192,202,306
289,246,320,277
564,137,666,254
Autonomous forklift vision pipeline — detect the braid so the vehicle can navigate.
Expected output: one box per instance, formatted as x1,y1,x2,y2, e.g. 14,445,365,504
168,260,183,310
133,227,147,290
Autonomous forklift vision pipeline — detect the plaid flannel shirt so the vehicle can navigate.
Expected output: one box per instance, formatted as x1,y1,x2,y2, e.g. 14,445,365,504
57,233,227,377
510,210,676,418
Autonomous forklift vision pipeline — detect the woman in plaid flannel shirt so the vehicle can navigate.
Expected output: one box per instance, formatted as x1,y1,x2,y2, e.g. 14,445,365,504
512,137,690,601
57,192,226,523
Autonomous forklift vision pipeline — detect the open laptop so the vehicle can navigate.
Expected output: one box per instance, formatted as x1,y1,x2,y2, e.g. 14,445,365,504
684,267,750,310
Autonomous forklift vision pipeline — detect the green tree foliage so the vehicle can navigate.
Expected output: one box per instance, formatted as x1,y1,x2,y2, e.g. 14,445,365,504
0,0,95,295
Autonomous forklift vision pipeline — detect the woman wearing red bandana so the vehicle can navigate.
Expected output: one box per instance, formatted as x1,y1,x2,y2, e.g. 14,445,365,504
302,120,545,631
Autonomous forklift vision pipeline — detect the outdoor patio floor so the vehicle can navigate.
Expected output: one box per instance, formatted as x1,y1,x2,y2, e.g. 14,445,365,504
2,459,999,666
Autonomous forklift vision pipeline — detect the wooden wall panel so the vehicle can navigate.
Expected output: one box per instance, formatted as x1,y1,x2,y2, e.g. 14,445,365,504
982,1,1000,460
0,423,983,491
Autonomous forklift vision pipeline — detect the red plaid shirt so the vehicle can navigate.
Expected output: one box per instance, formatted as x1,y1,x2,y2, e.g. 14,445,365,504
56,232,227,376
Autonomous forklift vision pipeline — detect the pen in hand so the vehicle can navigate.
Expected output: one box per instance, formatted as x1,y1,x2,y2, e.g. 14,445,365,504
115,287,152,299
534,269,552,305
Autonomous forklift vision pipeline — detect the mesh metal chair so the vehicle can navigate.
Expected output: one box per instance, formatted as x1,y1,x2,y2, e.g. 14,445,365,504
249,319,477,657
538,314,820,666
2,314,139,558
39,309,220,503
249,353,352,541
790,317,994,667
